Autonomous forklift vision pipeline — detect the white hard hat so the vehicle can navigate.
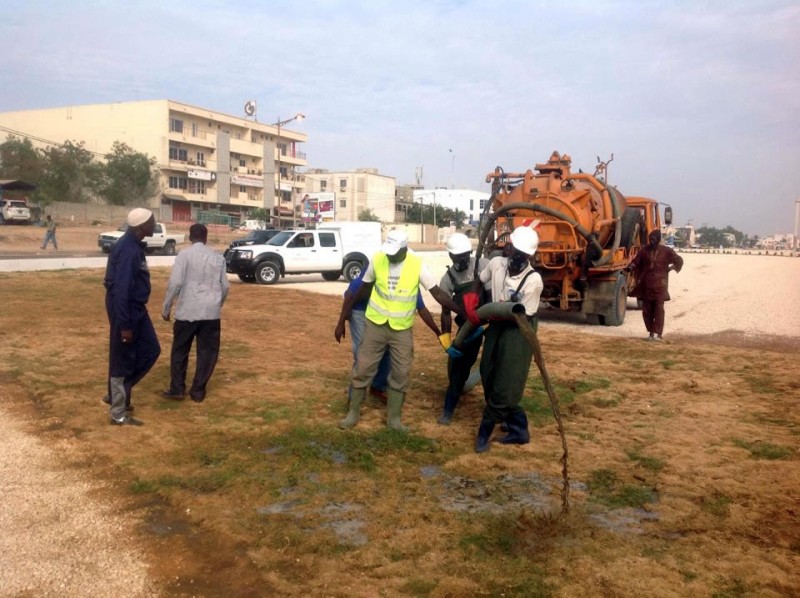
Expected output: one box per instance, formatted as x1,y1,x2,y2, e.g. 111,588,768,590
509,226,539,256
446,233,472,255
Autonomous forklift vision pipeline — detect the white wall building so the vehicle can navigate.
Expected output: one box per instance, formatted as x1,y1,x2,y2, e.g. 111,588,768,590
304,168,396,223
412,188,490,225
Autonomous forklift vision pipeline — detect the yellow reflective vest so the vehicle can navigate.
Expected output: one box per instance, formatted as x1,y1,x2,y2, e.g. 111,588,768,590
366,252,422,330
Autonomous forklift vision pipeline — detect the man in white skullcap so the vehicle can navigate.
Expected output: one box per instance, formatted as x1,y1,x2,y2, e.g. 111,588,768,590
102,208,160,426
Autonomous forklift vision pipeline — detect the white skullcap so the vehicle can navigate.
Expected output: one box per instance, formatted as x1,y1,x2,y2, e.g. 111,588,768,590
127,208,153,227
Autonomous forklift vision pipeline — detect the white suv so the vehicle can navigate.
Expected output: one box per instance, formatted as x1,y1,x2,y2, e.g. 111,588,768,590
0,199,31,224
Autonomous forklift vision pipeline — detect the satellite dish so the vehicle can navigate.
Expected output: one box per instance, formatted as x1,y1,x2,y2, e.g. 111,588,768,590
244,101,256,117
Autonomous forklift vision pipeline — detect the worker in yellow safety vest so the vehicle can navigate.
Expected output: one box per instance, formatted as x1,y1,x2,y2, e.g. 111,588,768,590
335,230,464,430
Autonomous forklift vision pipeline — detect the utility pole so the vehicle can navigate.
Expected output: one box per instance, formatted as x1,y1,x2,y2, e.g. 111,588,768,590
794,198,799,257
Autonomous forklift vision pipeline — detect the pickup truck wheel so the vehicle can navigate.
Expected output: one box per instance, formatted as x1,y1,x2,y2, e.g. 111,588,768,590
254,261,280,285
237,274,256,283
163,241,176,256
343,260,364,282
322,271,341,281
101,246,110,254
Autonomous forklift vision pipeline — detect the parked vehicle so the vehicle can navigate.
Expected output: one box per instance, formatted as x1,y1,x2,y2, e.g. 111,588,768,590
481,151,672,326
0,198,32,224
223,228,281,260
98,222,187,255
238,219,268,231
225,221,382,285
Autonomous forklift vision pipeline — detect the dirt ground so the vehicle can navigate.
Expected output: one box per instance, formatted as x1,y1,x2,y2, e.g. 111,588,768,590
0,225,799,597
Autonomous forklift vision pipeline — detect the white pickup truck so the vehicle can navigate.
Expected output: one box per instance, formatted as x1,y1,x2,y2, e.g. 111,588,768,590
98,222,186,255
225,221,382,284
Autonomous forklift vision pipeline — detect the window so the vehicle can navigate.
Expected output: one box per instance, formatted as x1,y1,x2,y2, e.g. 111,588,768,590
289,233,314,248
319,233,336,248
279,166,288,177
339,199,347,208
470,199,474,211
169,176,188,190
479,199,487,210
196,151,205,167
339,179,347,189
191,123,198,137
239,186,246,193
239,159,246,167
189,180,206,194
169,142,187,161
320,180,327,191
170,118,183,133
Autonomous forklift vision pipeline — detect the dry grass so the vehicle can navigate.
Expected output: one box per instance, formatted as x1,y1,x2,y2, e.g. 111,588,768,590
1,267,799,597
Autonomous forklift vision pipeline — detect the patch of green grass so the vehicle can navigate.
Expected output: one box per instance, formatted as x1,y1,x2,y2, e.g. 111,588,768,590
129,479,159,494
660,359,678,370
523,375,612,427
680,569,699,582
740,374,779,395
592,396,622,408
701,493,731,518
401,578,437,595
732,438,791,460
587,469,657,509
712,578,749,598
625,447,666,472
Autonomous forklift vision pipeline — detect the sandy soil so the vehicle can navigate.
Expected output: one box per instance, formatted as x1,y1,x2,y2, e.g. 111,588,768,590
0,224,798,596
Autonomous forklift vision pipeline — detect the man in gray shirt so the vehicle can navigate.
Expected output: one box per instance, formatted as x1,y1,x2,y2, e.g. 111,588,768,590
161,223,229,403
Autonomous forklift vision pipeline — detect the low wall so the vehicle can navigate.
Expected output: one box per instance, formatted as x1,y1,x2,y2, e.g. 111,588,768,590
38,202,169,226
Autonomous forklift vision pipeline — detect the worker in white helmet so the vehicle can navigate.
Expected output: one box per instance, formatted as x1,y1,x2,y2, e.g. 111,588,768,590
436,233,490,425
464,226,543,453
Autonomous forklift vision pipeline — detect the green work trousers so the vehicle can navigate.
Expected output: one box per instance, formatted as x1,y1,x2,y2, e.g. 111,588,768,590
479,319,534,422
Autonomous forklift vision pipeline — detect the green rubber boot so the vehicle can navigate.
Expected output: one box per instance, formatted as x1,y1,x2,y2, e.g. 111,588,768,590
386,389,408,431
339,387,366,429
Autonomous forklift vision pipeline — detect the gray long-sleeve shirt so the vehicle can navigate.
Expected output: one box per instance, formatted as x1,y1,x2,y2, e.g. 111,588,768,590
162,242,229,321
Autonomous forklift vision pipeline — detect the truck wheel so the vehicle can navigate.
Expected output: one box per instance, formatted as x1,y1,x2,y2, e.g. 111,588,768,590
163,241,176,256
101,246,110,254
322,271,341,281
343,260,364,282
602,272,628,326
237,274,256,283
254,261,280,285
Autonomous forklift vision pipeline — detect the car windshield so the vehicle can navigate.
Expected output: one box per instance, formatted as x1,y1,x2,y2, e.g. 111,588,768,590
243,231,261,240
267,231,293,246
10,201,27,208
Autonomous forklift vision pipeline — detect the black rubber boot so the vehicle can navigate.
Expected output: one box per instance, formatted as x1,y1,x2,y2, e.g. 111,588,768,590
498,410,531,445
437,390,460,425
474,413,496,453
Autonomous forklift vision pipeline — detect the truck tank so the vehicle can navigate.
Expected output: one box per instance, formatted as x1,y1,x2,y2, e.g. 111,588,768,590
478,151,666,326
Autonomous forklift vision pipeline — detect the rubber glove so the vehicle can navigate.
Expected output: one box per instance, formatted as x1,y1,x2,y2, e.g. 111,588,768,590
463,291,481,325
446,346,463,359
438,333,452,351
463,324,487,345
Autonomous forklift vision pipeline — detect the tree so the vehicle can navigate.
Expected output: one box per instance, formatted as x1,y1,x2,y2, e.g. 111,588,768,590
98,142,158,206
358,208,381,222
0,136,44,188
38,140,99,205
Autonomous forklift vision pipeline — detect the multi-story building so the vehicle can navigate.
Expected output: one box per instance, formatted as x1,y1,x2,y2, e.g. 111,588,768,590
412,188,490,225
0,100,308,225
395,184,421,223
304,168,396,223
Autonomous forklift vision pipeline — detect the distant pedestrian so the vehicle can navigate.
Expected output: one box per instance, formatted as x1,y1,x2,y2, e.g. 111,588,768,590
103,208,161,426
161,223,229,403
41,215,58,250
628,230,684,341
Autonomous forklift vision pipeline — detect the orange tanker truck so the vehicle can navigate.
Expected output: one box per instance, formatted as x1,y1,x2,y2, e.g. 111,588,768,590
476,151,673,326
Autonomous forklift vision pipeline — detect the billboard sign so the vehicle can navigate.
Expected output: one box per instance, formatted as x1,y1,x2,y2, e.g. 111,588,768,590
301,192,335,223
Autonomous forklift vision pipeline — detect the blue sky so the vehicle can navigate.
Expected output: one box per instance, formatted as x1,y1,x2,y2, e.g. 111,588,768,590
1,0,798,235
